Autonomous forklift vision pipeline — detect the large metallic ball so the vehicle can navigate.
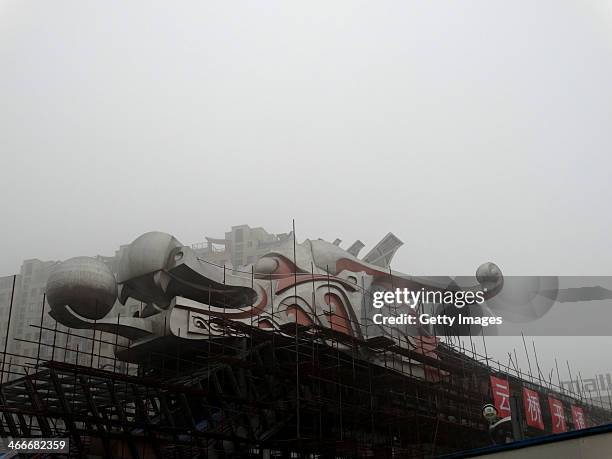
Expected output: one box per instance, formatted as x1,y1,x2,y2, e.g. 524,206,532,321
117,231,182,283
47,257,117,320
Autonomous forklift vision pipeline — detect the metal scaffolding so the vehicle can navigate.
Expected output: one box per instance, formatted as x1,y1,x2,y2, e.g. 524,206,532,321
0,269,610,458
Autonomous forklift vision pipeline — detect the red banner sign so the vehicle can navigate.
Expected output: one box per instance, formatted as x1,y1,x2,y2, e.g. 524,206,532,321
548,397,567,433
522,387,544,430
490,376,511,417
571,405,587,430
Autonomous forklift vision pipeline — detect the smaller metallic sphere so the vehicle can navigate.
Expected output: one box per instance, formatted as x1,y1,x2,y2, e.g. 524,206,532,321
47,257,117,321
476,262,502,286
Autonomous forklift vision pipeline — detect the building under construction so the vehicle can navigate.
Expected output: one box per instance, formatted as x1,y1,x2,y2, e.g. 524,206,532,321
0,230,609,458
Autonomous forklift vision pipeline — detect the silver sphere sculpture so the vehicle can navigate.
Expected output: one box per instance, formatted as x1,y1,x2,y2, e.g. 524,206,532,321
47,256,117,321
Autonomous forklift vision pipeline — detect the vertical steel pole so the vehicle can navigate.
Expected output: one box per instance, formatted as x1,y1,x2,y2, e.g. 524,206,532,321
36,293,46,367
1,275,17,384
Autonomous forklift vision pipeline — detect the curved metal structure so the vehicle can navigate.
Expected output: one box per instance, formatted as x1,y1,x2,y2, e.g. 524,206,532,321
46,231,503,367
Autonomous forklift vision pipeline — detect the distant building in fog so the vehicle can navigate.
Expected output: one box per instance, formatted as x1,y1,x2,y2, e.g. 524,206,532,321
191,224,292,268
0,275,18,348
10,259,57,364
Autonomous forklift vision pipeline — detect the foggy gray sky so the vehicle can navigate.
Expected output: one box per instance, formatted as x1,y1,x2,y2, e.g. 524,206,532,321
1,1,612,380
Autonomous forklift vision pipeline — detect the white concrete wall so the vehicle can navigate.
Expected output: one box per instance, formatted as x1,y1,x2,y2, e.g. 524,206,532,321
475,430,612,459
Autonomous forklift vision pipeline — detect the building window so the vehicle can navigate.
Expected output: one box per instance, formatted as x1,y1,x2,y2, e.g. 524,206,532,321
234,228,244,242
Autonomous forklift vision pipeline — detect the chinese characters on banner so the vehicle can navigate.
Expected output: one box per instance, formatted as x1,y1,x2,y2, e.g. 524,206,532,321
571,405,587,430
548,397,567,433
490,376,512,418
493,377,585,433
522,387,544,430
